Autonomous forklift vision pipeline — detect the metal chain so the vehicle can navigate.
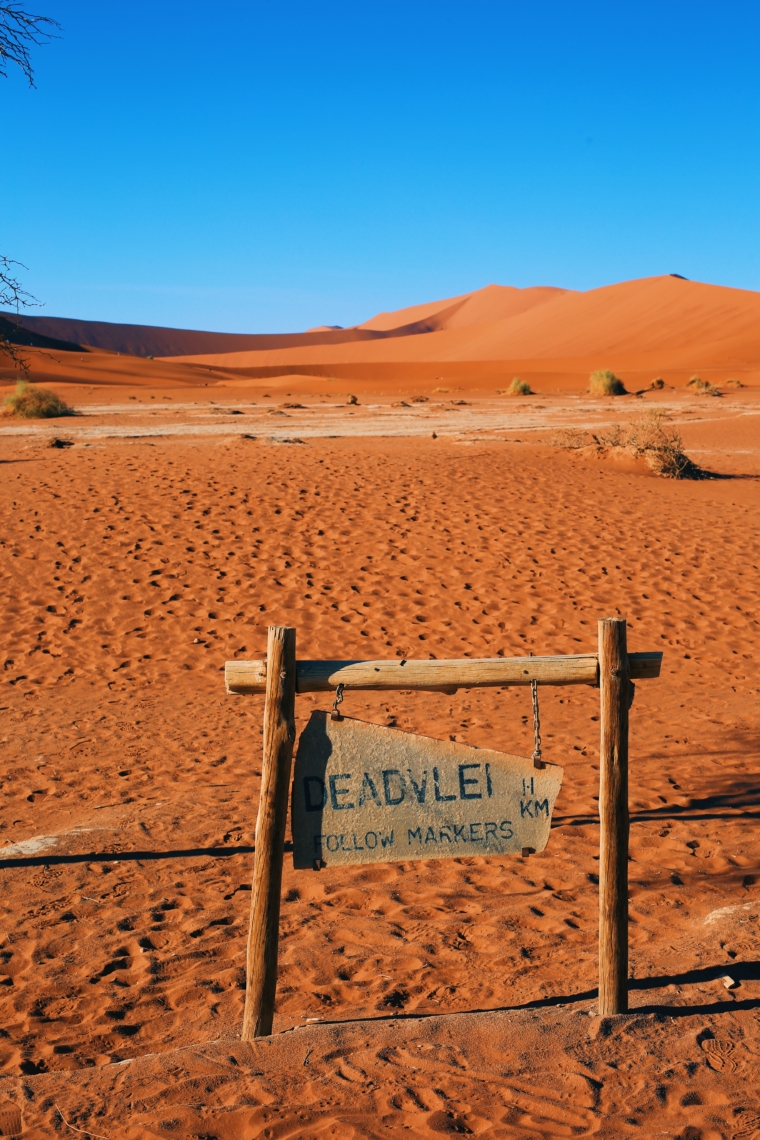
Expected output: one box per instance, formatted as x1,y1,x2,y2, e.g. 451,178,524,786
330,682,345,721
531,679,545,768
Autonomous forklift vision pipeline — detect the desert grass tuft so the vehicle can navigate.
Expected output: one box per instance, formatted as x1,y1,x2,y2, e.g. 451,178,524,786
687,375,721,396
589,369,627,396
2,380,73,419
649,377,665,390
724,378,743,389
505,377,532,396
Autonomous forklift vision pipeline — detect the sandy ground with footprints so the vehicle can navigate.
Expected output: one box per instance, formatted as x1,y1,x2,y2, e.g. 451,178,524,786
0,383,759,1137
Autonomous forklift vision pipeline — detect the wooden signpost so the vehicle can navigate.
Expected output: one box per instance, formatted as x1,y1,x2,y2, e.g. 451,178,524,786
226,619,662,1039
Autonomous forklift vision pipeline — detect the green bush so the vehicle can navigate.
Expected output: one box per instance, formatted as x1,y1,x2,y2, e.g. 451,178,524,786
589,369,627,396
3,380,73,419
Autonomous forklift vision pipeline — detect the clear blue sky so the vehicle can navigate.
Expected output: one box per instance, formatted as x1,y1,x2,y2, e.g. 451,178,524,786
2,1,759,332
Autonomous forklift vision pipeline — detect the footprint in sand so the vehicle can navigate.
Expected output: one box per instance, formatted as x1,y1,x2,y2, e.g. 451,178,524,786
733,1112,760,1139
700,1037,738,1073
0,1101,22,1136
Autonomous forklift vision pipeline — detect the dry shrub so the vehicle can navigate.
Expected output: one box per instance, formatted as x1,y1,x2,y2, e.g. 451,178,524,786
649,377,665,390
724,378,743,389
505,377,532,395
589,369,627,396
552,410,703,478
595,423,625,447
2,380,73,419
625,410,703,477
687,375,721,396
550,427,589,450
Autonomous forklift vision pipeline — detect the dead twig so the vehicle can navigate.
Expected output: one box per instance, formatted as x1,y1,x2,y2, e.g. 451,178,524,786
551,410,704,478
55,1104,108,1139
1,4,61,86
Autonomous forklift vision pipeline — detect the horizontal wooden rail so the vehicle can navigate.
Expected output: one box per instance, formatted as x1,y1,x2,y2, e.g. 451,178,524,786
225,651,662,695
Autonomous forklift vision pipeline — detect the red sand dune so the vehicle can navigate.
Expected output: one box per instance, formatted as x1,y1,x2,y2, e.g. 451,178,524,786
165,275,760,387
0,312,428,358
356,283,568,331
4,275,760,395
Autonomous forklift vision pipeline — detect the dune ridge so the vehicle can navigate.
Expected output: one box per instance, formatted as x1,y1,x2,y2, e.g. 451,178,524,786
4,276,760,394
357,283,568,332
166,275,760,376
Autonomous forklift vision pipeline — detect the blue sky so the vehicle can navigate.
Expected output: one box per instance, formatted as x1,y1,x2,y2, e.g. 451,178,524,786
2,1,759,332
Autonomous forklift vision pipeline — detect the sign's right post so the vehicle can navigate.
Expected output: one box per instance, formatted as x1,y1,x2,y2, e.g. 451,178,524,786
598,616,630,1015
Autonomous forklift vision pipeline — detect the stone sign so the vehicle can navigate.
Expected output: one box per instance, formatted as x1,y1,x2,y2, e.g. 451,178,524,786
291,711,564,870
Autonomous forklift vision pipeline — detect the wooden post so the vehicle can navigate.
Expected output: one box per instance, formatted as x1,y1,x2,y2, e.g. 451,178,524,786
242,625,296,1040
597,617,630,1015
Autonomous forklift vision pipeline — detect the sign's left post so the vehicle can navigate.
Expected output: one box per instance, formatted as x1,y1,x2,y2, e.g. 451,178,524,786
241,626,297,1040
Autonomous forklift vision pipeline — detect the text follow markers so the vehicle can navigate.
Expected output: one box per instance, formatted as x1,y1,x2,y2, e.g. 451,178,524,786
291,711,563,869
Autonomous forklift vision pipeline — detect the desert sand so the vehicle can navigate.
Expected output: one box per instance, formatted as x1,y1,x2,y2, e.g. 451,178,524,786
0,279,759,1137
163,276,760,385
6,275,760,395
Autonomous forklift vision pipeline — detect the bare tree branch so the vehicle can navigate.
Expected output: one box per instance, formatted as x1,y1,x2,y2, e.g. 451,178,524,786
1,5,59,371
0,255,35,311
1,255,39,373
0,3,60,85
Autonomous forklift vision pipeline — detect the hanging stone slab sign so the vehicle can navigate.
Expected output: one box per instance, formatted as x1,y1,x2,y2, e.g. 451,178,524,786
291,711,564,869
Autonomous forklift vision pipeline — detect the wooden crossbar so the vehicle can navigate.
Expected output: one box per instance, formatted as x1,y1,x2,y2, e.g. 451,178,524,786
225,651,662,695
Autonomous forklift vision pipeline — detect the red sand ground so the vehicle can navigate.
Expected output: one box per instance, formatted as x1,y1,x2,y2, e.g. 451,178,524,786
0,383,759,1137
0,278,759,1136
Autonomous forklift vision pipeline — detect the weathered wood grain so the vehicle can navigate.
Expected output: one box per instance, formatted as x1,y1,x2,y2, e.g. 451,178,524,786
225,651,661,695
241,626,296,1040
597,617,630,1017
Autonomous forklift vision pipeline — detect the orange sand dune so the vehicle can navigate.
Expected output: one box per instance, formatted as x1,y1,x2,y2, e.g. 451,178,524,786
168,275,760,384
357,283,568,331
0,344,227,390
3,284,564,361
1,310,461,359
6,275,760,396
